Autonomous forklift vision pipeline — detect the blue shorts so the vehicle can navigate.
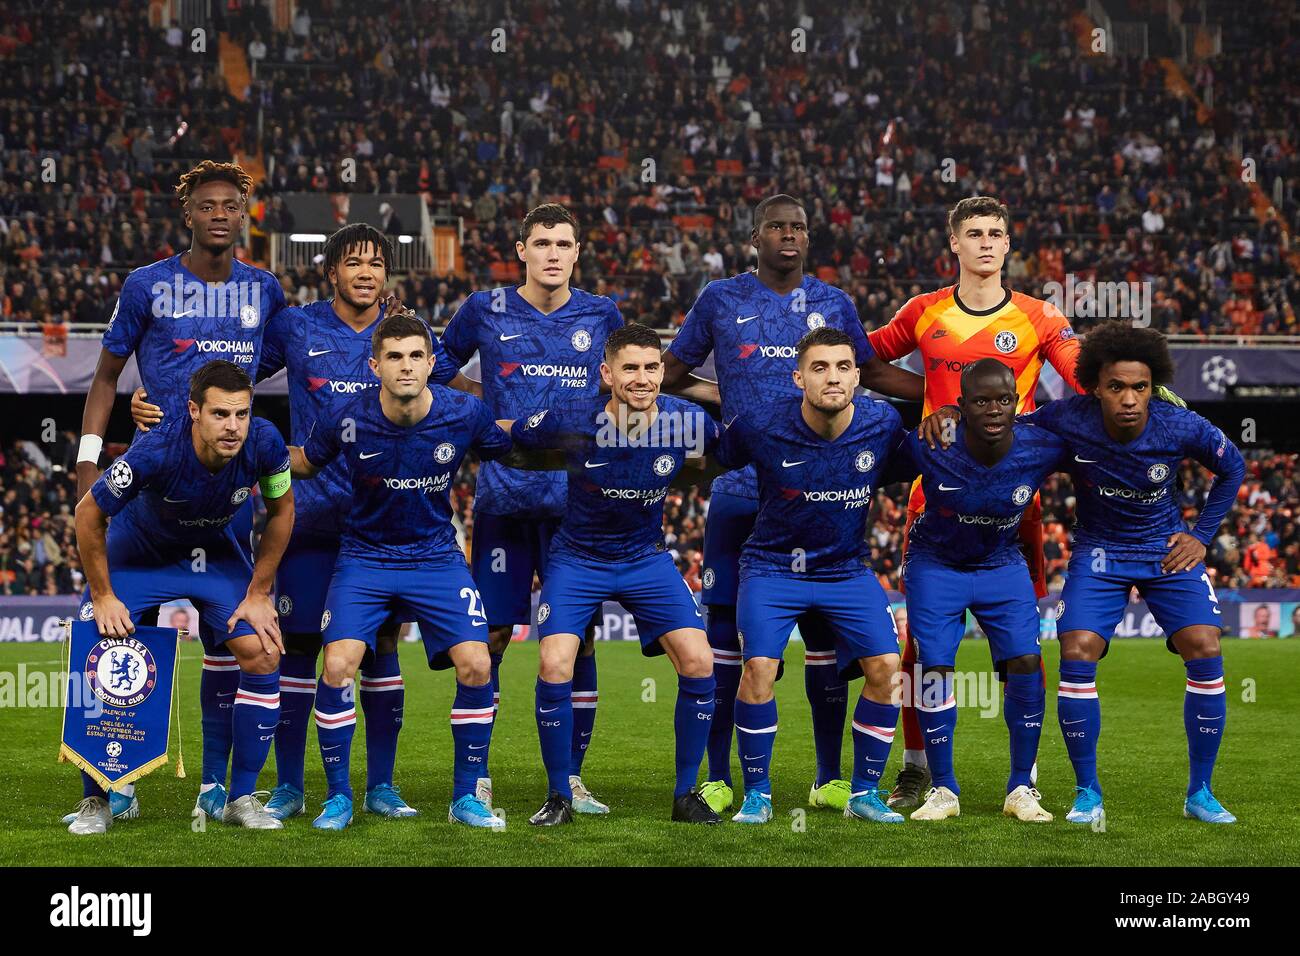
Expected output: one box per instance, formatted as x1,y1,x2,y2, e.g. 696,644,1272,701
538,550,703,656
471,511,561,627
1056,554,1223,656
322,559,488,670
902,558,1041,667
737,573,900,681
276,536,401,646
80,544,255,653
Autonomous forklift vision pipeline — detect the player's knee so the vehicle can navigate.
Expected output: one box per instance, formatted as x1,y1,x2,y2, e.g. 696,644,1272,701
676,640,713,679
538,644,576,683
488,627,513,656
454,645,492,686
861,654,901,699
1004,654,1040,675
737,658,778,701
321,647,358,687
1173,626,1221,660
1059,630,1105,662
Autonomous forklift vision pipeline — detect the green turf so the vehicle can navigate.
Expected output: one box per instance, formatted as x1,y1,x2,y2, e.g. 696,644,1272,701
2,638,1297,866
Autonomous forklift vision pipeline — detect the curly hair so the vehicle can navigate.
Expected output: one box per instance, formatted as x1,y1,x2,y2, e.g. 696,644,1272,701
322,223,392,279
1075,320,1175,390
174,160,253,208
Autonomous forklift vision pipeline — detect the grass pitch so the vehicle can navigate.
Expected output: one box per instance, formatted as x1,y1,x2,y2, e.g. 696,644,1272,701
2,638,1297,867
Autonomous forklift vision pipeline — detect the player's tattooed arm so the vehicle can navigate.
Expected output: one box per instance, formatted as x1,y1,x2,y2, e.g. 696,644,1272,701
129,387,164,432
230,487,291,654
918,404,961,449
73,493,134,637
77,349,131,499
858,354,924,402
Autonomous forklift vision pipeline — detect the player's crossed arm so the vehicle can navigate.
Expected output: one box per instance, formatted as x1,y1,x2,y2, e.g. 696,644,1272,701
493,417,567,471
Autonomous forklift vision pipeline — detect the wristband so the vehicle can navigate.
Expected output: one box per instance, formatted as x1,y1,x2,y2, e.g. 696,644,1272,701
77,434,104,464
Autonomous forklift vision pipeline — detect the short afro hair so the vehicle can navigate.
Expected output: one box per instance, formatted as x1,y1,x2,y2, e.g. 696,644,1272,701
1075,320,1175,391
175,160,253,208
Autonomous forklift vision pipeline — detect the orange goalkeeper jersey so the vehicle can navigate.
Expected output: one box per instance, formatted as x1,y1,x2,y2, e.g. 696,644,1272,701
868,285,1084,511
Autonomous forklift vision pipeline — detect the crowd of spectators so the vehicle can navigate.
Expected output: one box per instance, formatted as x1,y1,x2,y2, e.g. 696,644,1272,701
0,0,1297,337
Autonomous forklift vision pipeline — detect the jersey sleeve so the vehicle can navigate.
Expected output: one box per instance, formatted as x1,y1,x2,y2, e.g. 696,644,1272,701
428,321,459,386
303,416,342,470
509,406,563,450
264,272,288,324
440,295,480,368
254,420,292,499
667,281,718,369
1034,301,1084,394
604,298,626,336
837,290,876,365
257,307,292,382
715,414,755,470
89,433,161,517
472,397,513,461
881,428,923,487
100,270,154,358
1182,414,1247,545
866,294,923,362
698,409,722,457
1015,395,1072,435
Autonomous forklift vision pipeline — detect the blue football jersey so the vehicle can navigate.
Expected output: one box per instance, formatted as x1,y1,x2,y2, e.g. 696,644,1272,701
511,394,720,562
1019,395,1246,561
258,299,457,541
102,255,285,423
900,422,1070,569
91,415,289,564
668,271,875,499
441,286,624,517
302,385,512,566
716,395,906,579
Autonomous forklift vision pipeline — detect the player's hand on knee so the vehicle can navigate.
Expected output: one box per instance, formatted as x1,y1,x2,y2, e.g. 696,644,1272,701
228,593,284,656
918,405,960,449
130,387,163,432
1161,532,1205,574
95,594,135,638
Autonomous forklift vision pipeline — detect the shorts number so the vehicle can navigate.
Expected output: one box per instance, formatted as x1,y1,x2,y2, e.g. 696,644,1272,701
1200,572,1222,616
460,586,488,623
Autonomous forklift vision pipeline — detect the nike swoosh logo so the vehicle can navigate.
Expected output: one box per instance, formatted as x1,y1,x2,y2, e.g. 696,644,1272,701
925,726,943,733
580,731,592,737
742,754,763,760
358,452,382,459
172,310,196,319
471,620,485,627
695,698,714,706
469,744,487,750
499,333,524,341
584,460,610,469
322,744,342,751
1197,715,1223,721
1074,455,1099,463
938,484,963,491
163,496,189,503
1062,717,1086,725
736,315,759,324
257,723,277,730
540,706,558,714
1022,712,1043,719
307,348,332,357
865,757,884,762
782,459,806,467
216,691,235,698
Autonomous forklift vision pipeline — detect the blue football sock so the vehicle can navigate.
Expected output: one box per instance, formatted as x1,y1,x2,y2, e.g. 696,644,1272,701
314,680,356,800
450,682,494,800
360,651,404,790
274,653,316,791
1058,660,1101,795
1184,656,1226,797
570,652,597,776
674,675,716,797
917,671,958,793
229,669,280,801
1004,671,1045,792
705,605,741,785
734,697,777,796
81,771,106,799
200,652,240,786
536,677,573,799
851,696,901,794
804,650,848,786
484,651,503,777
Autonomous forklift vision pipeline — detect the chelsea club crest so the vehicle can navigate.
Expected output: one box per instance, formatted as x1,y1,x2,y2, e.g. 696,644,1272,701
85,636,157,708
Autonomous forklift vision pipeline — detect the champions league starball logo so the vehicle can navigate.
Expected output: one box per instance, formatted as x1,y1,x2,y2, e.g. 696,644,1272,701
106,741,122,758
85,637,157,708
